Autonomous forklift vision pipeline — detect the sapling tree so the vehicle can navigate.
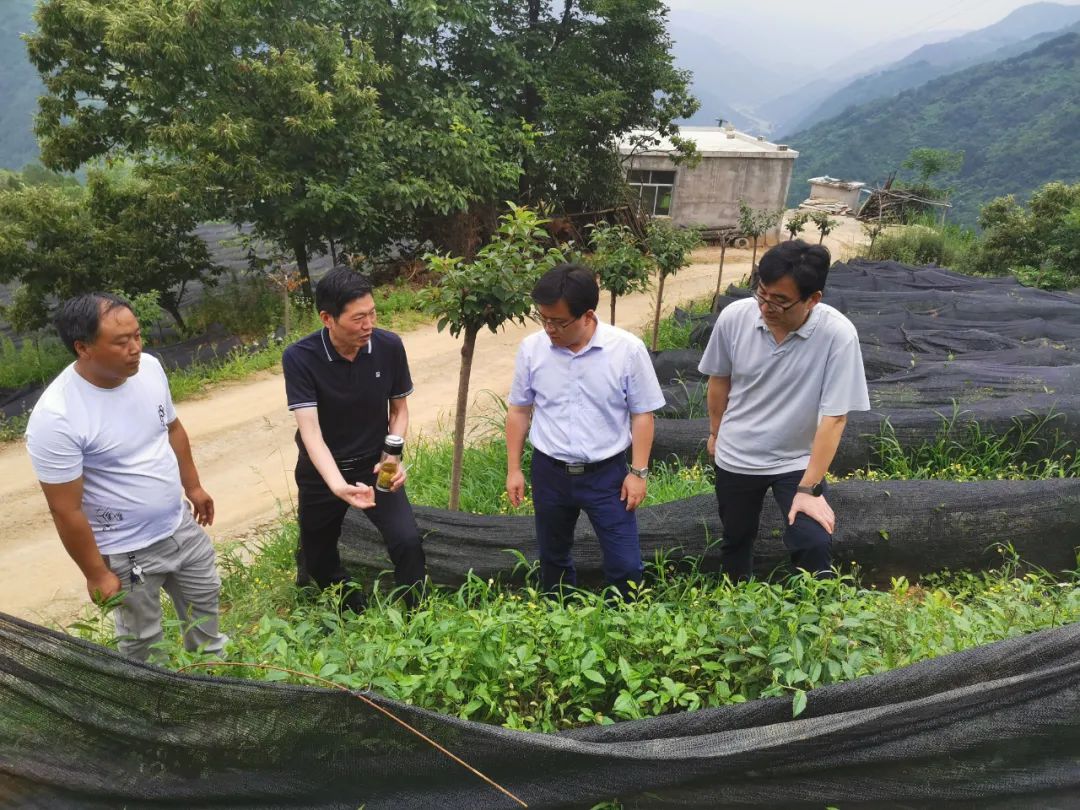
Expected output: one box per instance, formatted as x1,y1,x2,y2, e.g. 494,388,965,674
785,211,810,240
737,200,784,285
421,205,567,510
587,222,651,325
645,219,702,351
810,210,839,244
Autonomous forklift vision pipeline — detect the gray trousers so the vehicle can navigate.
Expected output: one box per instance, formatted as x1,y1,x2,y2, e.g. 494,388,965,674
105,509,228,662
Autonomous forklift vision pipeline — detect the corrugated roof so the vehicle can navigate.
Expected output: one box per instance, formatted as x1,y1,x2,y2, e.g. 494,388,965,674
619,126,798,158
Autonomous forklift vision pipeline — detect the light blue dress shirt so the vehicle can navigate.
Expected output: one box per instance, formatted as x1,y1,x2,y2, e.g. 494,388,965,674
509,320,666,463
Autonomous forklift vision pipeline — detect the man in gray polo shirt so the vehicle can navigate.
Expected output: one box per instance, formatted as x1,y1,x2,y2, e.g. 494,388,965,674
698,240,870,580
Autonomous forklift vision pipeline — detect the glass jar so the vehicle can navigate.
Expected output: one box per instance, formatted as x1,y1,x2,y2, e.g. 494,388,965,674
375,434,405,492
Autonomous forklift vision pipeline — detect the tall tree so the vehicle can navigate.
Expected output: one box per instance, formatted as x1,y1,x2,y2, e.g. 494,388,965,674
0,170,219,330
429,0,699,210
27,0,524,300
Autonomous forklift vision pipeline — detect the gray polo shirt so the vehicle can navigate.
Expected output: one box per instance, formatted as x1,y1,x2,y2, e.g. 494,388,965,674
698,298,870,475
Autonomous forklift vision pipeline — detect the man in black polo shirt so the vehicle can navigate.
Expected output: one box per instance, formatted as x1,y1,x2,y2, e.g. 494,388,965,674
282,266,425,610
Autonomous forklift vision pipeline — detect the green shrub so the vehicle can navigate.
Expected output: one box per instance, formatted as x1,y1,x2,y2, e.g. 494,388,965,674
183,272,285,339
647,297,711,351
80,522,1079,733
865,222,975,268
0,334,71,389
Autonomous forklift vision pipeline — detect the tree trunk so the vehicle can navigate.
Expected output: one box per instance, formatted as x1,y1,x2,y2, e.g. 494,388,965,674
818,231,825,244
610,290,617,325
650,273,667,351
292,239,314,306
329,237,338,268
749,235,759,289
159,296,186,331
713,240,727,311
449,325,478,511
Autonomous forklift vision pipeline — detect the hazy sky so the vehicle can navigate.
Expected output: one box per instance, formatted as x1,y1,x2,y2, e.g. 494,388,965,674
665,0,1080,41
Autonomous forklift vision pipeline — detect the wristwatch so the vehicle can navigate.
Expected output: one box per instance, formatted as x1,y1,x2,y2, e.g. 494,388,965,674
797,481,824,497
629,465,649,480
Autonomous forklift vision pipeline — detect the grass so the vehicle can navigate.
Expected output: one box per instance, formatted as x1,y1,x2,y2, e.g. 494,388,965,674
841,411,1080,482
647,298,713,352
404,400,715,514
70,521,1080,734
864,220,977,270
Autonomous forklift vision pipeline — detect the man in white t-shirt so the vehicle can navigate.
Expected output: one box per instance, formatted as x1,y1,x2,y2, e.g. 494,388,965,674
25,293,227,662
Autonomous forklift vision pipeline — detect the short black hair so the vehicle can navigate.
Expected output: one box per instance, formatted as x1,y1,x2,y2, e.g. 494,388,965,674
55,292,134,356
756,239,831,299
315,265,374,318
531,263,599,317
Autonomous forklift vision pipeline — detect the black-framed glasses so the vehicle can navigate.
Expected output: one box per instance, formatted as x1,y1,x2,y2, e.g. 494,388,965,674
530,309,582,332
752,287,802,314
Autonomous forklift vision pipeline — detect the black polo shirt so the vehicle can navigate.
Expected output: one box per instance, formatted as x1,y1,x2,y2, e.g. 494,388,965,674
282,327,413,463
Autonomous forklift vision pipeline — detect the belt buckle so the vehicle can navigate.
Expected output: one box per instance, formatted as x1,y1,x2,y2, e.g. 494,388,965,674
566,462,586,475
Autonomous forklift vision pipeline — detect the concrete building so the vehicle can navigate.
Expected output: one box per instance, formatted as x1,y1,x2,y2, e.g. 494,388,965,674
807,176,865,211
619,126,798,241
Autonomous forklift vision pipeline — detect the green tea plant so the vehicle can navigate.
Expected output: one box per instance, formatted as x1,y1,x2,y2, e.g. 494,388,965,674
842,411,1080,482
84,525,1079,732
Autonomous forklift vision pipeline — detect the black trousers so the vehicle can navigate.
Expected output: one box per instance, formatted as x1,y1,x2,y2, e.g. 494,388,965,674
295,456,425,593
713,465,833,582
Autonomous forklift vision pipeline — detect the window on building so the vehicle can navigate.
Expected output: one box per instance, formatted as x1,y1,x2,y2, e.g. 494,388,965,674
627,169,676,216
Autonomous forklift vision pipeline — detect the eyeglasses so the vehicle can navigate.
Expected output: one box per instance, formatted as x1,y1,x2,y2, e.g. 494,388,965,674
530,310,582,332
752,287,802,314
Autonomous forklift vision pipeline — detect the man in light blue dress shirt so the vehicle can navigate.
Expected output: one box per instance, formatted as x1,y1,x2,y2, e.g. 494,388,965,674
506,264,666,598
698,240,870,581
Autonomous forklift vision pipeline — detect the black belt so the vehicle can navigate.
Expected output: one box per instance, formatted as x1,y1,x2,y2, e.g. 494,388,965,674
534,449,625,476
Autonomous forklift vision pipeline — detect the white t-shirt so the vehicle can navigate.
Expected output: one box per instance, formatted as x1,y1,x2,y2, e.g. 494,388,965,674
26,354,186,554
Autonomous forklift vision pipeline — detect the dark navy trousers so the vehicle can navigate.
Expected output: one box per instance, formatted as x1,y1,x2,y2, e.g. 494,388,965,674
530,450,643,598
713,466,833,581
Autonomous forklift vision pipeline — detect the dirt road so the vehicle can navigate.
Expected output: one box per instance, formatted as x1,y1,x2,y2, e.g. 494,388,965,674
0,219,865,626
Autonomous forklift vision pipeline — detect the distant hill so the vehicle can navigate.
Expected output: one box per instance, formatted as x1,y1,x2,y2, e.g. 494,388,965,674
758,30,966,136
785,32,1080,226
0,0,42,170
788,2,1080,135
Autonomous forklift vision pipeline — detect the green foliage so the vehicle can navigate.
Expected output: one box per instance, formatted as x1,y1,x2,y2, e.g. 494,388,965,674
865,222,976,268
0,334,70,389
845,411,1080,482
963,181,1080,288
444,0,698,209
26,0,526,299
104,523,1080,732
645,220,703,280
649,297,711,351
404,414,714,516
901,147,965,186
184,274,287,341
808,210,839,244
784,212,810,240
0,169,221,330
644,219,703,351
422,204,567,510
737,202,783,242
422,205,566,339
786,34,1080,226
587,222,651,324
